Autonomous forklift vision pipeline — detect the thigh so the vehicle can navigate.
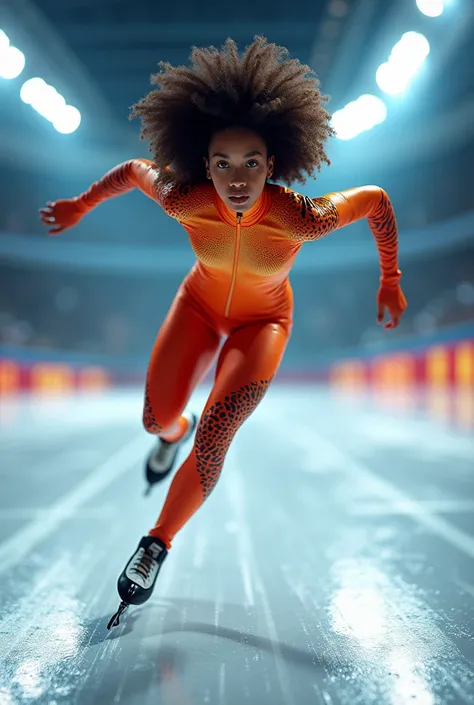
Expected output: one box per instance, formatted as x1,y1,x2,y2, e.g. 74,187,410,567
215,321,289,393
145,292,221,429
201,321,290,430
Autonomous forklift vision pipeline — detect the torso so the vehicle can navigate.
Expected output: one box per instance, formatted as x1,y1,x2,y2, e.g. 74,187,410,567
159,182,311,322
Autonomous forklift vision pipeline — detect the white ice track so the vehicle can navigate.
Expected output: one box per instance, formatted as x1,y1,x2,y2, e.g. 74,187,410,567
0,385,474,705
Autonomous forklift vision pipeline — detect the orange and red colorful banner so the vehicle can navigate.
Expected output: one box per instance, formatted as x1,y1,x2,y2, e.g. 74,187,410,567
0,359,111,394
330,340,474,391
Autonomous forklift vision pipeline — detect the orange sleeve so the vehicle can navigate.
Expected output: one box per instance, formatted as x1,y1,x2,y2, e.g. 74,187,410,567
325,186,400,282
77,158,161,212
289,185,401,283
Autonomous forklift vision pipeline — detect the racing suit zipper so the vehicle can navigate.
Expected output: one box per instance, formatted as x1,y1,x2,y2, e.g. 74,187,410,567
224,212,242,318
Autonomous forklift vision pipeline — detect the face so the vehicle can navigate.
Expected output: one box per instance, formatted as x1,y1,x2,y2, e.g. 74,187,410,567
205,127,274,213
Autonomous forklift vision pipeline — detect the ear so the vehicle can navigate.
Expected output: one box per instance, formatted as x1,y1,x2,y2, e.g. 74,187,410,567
203,157,211,179
267,155,275,179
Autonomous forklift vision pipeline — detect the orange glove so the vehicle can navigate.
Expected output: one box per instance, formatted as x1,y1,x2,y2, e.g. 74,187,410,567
376,279,407,329
39,198,86,235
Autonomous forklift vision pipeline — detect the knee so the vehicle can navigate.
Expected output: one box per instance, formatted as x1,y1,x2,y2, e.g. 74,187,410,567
195,405,235,462
142,410,163,435
195,379,272,456
142,392,176,435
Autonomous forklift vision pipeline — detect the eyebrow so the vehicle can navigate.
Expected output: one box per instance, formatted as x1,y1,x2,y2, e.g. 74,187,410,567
211,150,263,158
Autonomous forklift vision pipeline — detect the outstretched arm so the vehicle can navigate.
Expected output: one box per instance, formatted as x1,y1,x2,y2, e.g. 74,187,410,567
79,158,158,209
40,158,159,234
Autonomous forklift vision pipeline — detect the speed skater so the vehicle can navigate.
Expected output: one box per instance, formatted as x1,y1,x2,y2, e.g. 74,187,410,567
39,36,407,629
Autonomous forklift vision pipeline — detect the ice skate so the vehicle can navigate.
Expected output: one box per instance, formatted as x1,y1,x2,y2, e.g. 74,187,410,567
107,535,168,629
144,411,197,495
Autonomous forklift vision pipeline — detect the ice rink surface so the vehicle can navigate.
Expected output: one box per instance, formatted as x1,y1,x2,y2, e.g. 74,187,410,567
1,385,474,705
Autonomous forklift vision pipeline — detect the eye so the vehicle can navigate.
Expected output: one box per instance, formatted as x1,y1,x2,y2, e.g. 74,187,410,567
216,161,229,169
247,160,259,168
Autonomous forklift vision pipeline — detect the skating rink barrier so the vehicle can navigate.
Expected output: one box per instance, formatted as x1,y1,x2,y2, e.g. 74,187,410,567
1,336,473,394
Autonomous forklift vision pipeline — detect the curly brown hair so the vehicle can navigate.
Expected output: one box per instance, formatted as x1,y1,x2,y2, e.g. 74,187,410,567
130,36,335,187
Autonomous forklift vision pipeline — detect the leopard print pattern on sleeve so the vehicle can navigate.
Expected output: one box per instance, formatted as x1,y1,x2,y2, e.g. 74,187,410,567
273,188,340,242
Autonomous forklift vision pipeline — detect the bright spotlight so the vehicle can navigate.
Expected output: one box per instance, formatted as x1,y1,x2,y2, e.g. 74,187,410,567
32,84,66,122
20,76,82,133
416,0,444,17
331,110,359,140
0,45,26,79
53,105,81,134
356,94,388,125
332,94,387,140
396,31,430,62
376,31,430,95
376,62,411,95
20,77,47,104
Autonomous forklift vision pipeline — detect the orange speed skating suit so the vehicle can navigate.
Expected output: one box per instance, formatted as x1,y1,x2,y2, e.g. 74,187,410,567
50,158,406,548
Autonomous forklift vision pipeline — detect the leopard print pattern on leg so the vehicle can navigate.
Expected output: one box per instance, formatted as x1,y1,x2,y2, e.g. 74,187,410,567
195,378,273,499
142,385,163,434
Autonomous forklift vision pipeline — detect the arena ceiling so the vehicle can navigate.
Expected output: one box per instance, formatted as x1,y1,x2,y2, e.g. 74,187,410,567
1,0,474,175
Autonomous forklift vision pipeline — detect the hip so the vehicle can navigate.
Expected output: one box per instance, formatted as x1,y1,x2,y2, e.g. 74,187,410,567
179,264,294,336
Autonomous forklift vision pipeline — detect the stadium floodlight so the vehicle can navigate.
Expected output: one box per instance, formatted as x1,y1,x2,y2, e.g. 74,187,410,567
31,84,66,121
0,45,25,79
20,76,81,133
2,36,81,132
332,94,387,140
416,0,444,17
376,31,430,95
20,76,47,103
390,31,430,67
0,30,26,80
53,105,82,134
376,63,409,96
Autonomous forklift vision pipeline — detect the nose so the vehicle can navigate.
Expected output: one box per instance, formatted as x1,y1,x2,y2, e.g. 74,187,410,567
229,172,246,189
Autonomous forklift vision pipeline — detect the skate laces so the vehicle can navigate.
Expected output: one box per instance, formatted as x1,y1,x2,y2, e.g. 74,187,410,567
130,548,157,582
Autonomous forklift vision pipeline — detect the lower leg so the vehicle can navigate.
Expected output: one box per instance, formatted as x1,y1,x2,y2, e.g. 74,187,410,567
149,448,203,549
149,378,273,548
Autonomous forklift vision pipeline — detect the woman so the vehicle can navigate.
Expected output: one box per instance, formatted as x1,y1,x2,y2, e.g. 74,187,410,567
40,36,407,628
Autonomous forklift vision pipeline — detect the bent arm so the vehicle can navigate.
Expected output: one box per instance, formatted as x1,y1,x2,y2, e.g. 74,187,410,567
77,158,160,212
293,185,401,283
323,186,400,283
293,185,406,328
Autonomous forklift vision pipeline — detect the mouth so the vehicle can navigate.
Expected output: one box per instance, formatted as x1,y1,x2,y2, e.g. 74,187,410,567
228,194,249,206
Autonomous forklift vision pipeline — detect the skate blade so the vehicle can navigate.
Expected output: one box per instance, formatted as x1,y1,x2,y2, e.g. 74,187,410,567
107,600,129,630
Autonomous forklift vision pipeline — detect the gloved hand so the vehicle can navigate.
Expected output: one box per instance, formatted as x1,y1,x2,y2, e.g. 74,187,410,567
39,197,86,235
376,281,407,329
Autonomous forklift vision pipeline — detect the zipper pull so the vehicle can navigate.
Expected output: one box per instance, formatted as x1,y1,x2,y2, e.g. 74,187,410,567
237,212,242,223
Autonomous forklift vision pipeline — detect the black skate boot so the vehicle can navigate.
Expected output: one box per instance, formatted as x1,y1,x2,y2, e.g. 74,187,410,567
107,535,168,630
144,411,197,495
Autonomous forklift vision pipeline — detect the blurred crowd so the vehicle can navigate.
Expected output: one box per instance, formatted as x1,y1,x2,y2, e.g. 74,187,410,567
1,241,473,366
2,138,474,368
